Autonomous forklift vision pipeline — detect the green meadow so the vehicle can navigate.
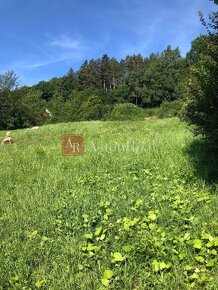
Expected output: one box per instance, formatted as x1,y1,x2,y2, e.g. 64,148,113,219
0,118,217,289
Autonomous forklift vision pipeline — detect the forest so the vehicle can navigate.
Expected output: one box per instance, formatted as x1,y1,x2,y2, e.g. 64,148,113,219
0,5,217,139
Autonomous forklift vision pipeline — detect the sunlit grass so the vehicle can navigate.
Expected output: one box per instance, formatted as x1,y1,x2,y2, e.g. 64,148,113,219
0,118,217,289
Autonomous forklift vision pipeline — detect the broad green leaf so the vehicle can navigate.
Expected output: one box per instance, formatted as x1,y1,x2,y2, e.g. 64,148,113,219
179,253,186,260
206,240,214,248
106,208,112,214
41,236,48,242
148,211,157,221
99,234,106,240
210,249,217,256
82,214,89,219
87,243,96,251
197,196,209,202
190,273,199,280
160,262,172,269
135,199,143,207
206,259,215,267
195,256,205,263
103,270,113,279
214,237,218,246
94,227,102,236
28,230,38,238
35,280,45,288
122,245,132,252
201,233,213,240
78,264,84,271
152,260,171,272
103,214,109,220
143,169,150,175
101,278,110,287
10,276,20,282
105,201,110,207
152,260,159,272
154,241,161,247
184,265,193,271
159,262,167,270
198,274,211,284
124,223,130,230
149,223,157,230
112,252,125,262
193,239,202,249
183,232,191,241
88,251,95,257
83,233,93,240
166,263,172,269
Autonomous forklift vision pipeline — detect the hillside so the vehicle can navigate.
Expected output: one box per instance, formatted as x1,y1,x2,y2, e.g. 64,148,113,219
0,118,217,289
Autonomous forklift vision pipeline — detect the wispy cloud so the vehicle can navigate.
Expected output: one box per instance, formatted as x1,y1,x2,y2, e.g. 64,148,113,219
115,0,211,58
50,35,80,49
11,57,66,70
10,34,88,70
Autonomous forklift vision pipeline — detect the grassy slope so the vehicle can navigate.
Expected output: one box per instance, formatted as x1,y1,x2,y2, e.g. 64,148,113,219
0,118,217,290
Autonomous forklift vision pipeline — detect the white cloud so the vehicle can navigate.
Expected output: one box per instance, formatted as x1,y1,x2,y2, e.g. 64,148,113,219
9,34,88,70
50,35,80,49
11,57,66,70
116,0,210,58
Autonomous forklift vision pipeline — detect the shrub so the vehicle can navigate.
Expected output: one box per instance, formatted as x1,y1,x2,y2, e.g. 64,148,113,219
79,95,104,120
182,34,218,138
107,103,145,121
142,99,184,119
157,99,185,118
143,107,159,118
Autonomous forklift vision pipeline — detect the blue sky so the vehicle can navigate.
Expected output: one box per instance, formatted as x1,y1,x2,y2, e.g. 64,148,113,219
0,0,216,86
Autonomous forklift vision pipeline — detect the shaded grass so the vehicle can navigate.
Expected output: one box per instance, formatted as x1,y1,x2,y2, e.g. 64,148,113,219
186,138,218,184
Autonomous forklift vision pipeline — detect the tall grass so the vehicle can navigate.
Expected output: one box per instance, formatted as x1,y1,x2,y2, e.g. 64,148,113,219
0,118,217,289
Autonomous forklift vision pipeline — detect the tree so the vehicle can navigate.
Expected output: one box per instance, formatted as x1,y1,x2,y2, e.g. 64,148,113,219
123,54,146,74
141,46,183,106
21,89,46,126
123,54,147,105
126,69,144,105
0,70,19,91
100,54,111,93
183,5,218,137
0,71,22,129
79,95,103,120
0,86,29,129
63,68,78,94
78,60,90,90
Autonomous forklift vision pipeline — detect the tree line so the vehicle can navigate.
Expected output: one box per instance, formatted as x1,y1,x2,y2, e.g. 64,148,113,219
0,1,217,138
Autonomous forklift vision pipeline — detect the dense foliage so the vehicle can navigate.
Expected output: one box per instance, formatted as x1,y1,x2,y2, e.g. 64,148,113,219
182,7,218,138
107,103,145,121
0,46,185,129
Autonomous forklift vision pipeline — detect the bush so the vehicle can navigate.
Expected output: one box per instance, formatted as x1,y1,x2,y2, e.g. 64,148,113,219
143,107,159,118
101,104,114,120
182,34,218,138
79,95,104,120
107,103,145,121
142,99,184,119
157,99,185,118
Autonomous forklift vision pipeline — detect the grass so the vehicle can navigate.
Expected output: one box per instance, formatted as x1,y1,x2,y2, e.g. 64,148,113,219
0,118,217,289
